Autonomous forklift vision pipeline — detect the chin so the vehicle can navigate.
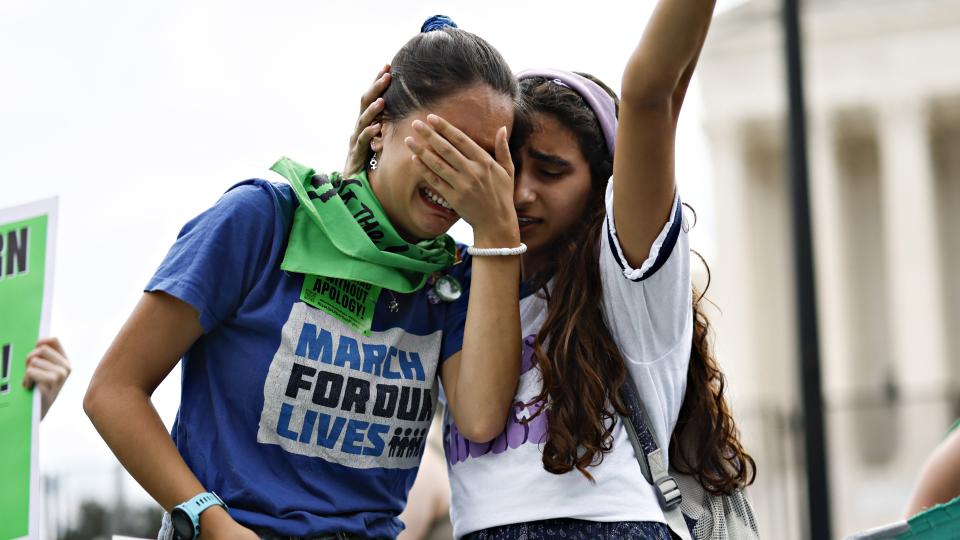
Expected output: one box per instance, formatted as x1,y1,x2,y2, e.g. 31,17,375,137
421,223,454,240
414,213,458,239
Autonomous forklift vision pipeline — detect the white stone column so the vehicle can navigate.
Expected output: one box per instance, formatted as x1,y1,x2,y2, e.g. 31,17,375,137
707,117,804,539
808,111,855,400
876,99,949,390
705,118,760,405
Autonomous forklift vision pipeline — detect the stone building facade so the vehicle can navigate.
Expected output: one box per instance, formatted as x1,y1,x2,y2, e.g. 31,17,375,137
698,0,960,536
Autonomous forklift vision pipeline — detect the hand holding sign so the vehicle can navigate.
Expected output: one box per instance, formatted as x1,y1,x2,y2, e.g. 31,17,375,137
23,336,71,419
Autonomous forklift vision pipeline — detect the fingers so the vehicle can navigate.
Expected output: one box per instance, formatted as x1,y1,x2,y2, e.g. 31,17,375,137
23,357,69,389
356,123,381,152
405,136,459,188
493,126,513,178
372,63,390,84
354,99,384,145
425,114,489,163
27,342,71,371
410,120,468,174
36,336,65,357
23,342,72,390
411,155,457,204
344,76,387,177
359,65,391,114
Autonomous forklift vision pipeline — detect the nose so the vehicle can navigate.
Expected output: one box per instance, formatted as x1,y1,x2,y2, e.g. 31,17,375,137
513,167,536,208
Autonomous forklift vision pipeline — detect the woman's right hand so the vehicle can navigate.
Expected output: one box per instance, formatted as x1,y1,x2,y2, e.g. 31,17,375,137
342,64,391,178
404,115,519,246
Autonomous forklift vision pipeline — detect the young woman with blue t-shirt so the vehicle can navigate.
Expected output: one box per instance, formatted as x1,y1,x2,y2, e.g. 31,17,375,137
379,3,756,538
84,21,529,540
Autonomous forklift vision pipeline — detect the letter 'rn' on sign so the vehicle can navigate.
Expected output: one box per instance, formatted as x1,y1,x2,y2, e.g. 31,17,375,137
0,227,29,280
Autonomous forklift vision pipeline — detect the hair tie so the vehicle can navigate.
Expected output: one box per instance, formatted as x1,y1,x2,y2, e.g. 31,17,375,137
421,14,458,33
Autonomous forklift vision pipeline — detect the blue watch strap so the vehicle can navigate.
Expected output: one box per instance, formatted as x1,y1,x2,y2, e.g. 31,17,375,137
173,491,227,540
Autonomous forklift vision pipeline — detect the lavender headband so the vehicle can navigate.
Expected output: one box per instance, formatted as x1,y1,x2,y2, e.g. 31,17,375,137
516,69,618,158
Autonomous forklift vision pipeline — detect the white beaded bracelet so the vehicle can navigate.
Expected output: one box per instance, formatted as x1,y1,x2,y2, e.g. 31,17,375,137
466,243,528,257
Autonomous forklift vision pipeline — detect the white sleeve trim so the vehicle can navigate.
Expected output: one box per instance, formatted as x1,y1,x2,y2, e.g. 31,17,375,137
603,177,684,282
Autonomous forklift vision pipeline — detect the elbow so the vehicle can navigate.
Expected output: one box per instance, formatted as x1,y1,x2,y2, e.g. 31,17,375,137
456,412,508,444
620,85,673,111
458,424,502,445
82,381,99,421
83,376,110,425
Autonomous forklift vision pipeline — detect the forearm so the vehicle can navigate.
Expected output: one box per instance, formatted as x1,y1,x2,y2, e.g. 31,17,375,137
85,382,241,536
84,292,246,537
622,0,718,104
85,384,204,509
446,231,522,442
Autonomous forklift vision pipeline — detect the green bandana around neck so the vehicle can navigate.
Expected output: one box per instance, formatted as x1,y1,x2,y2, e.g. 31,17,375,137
271,157,456,335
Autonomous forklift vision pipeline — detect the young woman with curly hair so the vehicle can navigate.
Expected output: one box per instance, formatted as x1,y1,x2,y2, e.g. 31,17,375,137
381,2,756,538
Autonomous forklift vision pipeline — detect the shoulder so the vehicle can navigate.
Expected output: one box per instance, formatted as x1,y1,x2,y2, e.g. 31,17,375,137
180,179,297,238
602,176,686,283
217,179,296,222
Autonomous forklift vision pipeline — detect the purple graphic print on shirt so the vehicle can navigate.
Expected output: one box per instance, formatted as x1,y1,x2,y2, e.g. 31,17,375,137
445,335,549,465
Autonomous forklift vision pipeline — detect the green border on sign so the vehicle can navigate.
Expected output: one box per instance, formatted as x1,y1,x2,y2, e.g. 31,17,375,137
0,214,47,540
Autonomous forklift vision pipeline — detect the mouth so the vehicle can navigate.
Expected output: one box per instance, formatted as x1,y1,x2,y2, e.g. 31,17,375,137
517,215,542,233
419,187,458,219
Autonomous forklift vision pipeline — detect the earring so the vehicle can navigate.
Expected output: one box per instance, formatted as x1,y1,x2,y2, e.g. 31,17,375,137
369,154,378,171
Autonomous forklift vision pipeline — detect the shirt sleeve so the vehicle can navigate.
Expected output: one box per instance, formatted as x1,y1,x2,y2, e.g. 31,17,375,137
145,181,281,332
439,247,472,363
600,178,692,363
599,177,693,456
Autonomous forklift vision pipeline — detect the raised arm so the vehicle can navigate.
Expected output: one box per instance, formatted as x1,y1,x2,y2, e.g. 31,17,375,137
613,0,717,266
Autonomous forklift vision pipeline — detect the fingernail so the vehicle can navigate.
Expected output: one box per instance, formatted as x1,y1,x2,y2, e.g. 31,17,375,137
427,114,440,124
412,120,427,131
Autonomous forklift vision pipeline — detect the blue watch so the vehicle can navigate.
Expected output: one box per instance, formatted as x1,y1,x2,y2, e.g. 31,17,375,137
170,491,227,540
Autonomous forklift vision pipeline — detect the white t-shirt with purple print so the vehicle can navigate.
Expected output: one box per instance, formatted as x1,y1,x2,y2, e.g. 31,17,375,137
443,179,693,538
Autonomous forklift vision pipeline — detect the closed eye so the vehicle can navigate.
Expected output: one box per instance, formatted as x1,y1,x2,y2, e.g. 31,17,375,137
528,148,572,180
539,169,565,179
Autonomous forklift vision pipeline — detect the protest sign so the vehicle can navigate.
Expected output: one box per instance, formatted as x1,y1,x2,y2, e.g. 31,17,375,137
0,198,57,540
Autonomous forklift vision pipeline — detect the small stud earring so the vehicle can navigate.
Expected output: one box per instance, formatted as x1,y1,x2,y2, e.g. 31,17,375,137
369,154,378,170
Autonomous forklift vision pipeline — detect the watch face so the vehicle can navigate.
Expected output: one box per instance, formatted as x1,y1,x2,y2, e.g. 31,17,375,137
171,509,195,540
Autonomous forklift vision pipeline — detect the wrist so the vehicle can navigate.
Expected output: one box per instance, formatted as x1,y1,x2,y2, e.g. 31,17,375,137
171,492,229,540
471,224,521,249
198,505,232,534
467,243,527,257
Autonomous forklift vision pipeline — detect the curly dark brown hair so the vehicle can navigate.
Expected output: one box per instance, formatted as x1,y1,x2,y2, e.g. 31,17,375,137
520,74,755,493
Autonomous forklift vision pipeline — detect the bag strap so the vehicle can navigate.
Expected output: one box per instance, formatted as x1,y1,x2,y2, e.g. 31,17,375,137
618,373,694,540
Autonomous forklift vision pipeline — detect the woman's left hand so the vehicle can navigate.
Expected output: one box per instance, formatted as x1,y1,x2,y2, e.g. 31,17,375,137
405,114,519,244
342,64,391,178
23,336,71,420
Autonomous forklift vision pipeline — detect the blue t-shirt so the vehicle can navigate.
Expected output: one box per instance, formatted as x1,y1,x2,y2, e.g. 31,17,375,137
146,179,469,539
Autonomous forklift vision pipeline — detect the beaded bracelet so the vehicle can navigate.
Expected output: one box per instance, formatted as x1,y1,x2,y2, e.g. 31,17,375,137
466,243,528,257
